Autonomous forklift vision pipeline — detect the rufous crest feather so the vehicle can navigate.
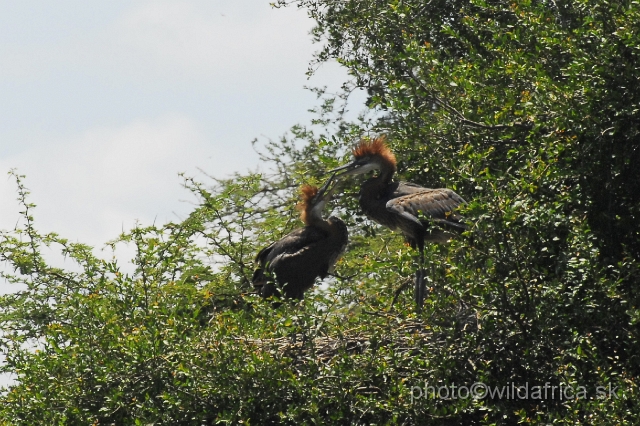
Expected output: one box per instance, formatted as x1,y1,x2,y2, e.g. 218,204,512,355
352,136,397,168
296,184,319,224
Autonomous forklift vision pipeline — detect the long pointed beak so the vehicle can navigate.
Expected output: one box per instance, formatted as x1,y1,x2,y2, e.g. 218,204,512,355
327,161,361,176
316,172,336,197
313,171,344,205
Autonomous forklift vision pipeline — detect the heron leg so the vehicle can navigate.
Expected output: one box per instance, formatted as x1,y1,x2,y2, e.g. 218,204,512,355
414,246,426,312
414,269,424,311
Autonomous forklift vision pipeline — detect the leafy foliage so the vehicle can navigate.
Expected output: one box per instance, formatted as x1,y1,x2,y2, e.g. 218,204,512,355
2,0,640,424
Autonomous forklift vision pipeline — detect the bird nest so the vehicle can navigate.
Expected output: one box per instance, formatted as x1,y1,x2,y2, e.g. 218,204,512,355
227,318,439,364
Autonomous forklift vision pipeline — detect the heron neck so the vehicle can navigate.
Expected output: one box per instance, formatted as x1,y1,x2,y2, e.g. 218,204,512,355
305,213,331,232
359,165,394,209
367,161,395,189
379,162,396,184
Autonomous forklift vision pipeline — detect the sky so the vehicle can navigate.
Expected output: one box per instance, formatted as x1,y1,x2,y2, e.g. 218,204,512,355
0,1,363,268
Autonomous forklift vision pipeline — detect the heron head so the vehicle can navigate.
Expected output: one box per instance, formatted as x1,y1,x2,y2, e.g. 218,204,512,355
297,177,338,224
329,136,396,178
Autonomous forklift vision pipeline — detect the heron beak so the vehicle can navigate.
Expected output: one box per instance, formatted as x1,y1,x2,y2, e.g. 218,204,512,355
315,173,335,199
327,163,355,173
327,160,361,177
313,171,344,205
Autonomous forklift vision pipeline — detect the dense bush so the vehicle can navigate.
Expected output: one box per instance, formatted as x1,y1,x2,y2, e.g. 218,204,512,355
1,1,639,424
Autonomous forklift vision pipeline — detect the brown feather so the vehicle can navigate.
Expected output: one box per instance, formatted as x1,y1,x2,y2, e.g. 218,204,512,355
253,182,348,301
296,184,319,225
352,136,397,169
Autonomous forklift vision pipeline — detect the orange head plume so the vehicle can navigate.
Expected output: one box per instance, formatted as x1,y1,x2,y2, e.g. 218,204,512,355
296,184,320,225
352,136,397,170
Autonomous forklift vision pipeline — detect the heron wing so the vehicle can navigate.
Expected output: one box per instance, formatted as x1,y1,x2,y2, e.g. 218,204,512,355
388,181,432,197
256,226,328,270
386,188,466,228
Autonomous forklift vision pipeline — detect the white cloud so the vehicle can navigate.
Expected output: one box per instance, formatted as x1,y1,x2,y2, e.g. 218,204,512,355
0,115,219,246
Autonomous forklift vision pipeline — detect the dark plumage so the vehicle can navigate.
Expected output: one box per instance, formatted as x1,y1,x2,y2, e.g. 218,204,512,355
252,177,348,301
331,136,467,310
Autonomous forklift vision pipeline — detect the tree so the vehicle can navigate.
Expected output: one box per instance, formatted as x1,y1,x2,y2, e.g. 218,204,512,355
1,0,639,424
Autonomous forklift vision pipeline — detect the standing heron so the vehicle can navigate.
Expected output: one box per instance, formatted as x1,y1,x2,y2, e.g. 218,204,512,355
330,137,466,310
252,176,348,301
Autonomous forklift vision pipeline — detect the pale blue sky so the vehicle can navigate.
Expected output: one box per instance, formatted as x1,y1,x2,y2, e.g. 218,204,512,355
0,1,362,250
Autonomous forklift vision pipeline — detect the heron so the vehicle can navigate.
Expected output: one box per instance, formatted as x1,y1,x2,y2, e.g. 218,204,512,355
252,175,348,301
330,136,467,310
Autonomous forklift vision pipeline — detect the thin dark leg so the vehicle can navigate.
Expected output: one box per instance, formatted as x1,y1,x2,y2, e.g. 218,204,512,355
414,269,424,311
414,246,426,312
